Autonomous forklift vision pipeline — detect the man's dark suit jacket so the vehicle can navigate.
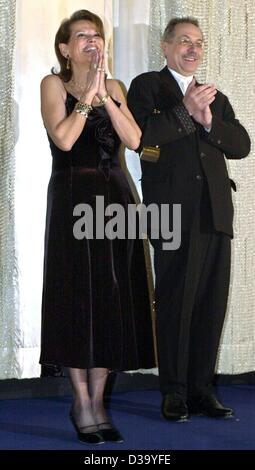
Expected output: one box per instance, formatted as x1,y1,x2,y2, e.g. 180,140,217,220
127,66,251,237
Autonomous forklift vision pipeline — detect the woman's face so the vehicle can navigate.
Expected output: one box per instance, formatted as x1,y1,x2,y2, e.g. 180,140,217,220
61,20,105,65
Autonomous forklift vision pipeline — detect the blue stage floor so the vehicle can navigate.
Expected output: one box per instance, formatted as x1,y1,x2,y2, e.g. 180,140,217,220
0,385,254,450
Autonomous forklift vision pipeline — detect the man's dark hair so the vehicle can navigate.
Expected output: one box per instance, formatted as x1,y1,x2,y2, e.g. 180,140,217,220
162,17,200,42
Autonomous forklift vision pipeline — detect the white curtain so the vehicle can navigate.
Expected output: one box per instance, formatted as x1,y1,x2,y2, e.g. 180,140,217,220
113,0,151,200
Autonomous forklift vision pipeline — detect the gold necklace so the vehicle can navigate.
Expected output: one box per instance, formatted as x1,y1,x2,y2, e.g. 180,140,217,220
70,78,86,92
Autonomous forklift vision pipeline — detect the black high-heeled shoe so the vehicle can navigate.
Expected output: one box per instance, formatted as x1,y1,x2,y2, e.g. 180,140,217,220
97,422,124,443
69,413,104,445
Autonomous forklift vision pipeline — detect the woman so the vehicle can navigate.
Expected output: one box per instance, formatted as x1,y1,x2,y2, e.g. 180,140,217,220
40,10,155,445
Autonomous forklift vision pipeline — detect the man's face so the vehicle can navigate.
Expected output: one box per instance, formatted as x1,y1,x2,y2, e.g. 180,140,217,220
161,22,204,76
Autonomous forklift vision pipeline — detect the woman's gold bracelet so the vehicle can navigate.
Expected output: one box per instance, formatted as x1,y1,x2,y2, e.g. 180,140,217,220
75,101,93,118
99,94,110,105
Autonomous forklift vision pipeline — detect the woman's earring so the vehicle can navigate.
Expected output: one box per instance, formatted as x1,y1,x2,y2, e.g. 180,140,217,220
66,55,71,70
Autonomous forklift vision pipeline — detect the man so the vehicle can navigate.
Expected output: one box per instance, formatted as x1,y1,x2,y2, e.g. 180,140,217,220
127,17,250,421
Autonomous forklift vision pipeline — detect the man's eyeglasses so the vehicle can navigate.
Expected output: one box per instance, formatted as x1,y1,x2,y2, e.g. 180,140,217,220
177,37,204,49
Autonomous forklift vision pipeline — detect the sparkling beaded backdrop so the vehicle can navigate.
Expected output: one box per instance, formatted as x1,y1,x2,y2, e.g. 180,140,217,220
0,0,21,378
148,0,255,374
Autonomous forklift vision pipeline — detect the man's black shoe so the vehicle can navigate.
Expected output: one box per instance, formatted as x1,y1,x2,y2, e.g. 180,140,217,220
188,394,234,418
161,394,188,421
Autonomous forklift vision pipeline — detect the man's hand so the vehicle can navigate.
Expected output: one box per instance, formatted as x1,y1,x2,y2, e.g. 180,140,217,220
192,105,213,129
200,105,212,129
183,79,216,127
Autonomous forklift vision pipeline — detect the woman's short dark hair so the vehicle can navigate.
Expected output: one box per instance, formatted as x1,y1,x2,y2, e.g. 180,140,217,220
53,10,105,82
162,17,200,42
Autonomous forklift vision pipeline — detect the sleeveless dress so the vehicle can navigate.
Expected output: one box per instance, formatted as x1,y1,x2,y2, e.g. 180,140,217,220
40,92,155,370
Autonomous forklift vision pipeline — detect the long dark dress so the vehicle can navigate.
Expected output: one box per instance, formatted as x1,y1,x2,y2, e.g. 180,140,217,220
40,92,155,370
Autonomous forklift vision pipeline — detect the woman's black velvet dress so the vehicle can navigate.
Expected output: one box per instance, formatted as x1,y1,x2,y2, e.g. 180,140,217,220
40,93,155,370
